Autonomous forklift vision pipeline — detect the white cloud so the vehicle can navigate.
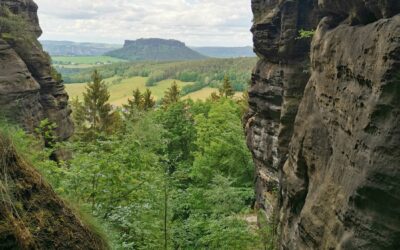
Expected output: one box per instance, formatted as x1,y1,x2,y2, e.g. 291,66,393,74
35,0,253,46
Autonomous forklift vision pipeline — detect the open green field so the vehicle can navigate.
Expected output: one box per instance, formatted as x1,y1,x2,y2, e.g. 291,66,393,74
65,77,192,106
52,56,127,65
67,80,243,106
59,57,251,105
183,87,243,100
183,87,219,100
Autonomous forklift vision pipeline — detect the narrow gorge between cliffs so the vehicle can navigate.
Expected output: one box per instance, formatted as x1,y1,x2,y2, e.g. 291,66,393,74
0,0,399,249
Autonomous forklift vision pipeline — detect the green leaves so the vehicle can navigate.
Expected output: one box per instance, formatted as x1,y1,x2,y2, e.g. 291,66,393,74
62,116,167,249
297,29,316,40
5,93,262,249
191,99,253,186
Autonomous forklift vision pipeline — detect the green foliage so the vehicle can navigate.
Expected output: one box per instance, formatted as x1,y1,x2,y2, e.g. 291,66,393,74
0,121,112,248
124,88,143,111
156,100,196,165
76,70,116,139
162,81,181,107
0,120,50,166
123,88,156,122
146,70,166,86
57,57,256,94
0,6,38,56
0,6,29,40
52,56,126,65
171,174,258,250
192,99,254,186
2,77,266,249
143,89,156,110
43,112,166,249
181,81,207,96
34,119,57,147
297,29,315,39
219,75,235,98
258,210,279,250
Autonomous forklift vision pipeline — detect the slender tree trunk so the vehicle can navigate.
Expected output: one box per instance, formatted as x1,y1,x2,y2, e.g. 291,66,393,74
164,168,168,250
91,175,96,213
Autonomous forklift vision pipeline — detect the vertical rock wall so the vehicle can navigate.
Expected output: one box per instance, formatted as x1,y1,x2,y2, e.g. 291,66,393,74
246,0,318,219
0,0,73,140
247,0,400,249
280,3,400,249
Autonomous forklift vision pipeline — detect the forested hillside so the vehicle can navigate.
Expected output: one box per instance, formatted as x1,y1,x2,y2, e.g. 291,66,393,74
57,57,257,102
2,71,275,249
41,40,122,56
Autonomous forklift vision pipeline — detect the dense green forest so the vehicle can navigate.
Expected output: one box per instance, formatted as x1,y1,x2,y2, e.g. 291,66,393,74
1,70,275,249
57,57,257,93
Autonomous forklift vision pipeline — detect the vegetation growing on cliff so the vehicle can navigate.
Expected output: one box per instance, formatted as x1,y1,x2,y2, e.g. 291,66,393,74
0,122,110,249
0,6,39,56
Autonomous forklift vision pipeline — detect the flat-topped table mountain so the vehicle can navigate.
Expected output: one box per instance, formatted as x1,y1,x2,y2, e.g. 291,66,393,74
105,38,207,61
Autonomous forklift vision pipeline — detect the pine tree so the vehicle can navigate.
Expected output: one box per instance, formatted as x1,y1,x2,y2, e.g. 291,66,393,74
163,81,181,107
219,75,235,98
82,70,113,135
124,88,143,114
70,97,86,135
132,88,143,108
143,89,156,110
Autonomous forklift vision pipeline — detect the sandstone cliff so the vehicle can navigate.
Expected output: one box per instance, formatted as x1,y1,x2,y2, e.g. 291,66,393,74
0,0,73,140
246,0,319,219
246,0,400,249
0,2,104,248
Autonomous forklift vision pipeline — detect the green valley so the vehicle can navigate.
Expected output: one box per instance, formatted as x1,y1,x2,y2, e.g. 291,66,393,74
52,56,127,68
66,77,193,105
59,57,257,104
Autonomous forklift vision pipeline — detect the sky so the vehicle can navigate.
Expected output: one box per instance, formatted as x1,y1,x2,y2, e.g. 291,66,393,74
35,0,253,47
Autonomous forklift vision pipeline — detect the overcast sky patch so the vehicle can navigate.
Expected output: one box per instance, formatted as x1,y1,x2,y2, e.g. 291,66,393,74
35,0,253,46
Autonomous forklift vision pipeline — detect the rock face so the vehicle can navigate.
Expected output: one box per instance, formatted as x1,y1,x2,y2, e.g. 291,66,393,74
0,135,108,249
246,0,319,219
247,0,400,249
0,0,73,140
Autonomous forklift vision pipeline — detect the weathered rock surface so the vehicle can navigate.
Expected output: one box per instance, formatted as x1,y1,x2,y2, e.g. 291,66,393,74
247,0,400,249
246,0,319,219
0,0,73,140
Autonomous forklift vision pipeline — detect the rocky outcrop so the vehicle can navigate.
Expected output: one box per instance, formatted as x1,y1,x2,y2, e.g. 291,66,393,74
247,0,400,249
246,0,319,219
0,134,108,249
0,0,73,140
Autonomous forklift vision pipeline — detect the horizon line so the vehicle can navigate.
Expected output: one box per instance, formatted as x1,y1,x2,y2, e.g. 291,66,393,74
39,39,253,48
